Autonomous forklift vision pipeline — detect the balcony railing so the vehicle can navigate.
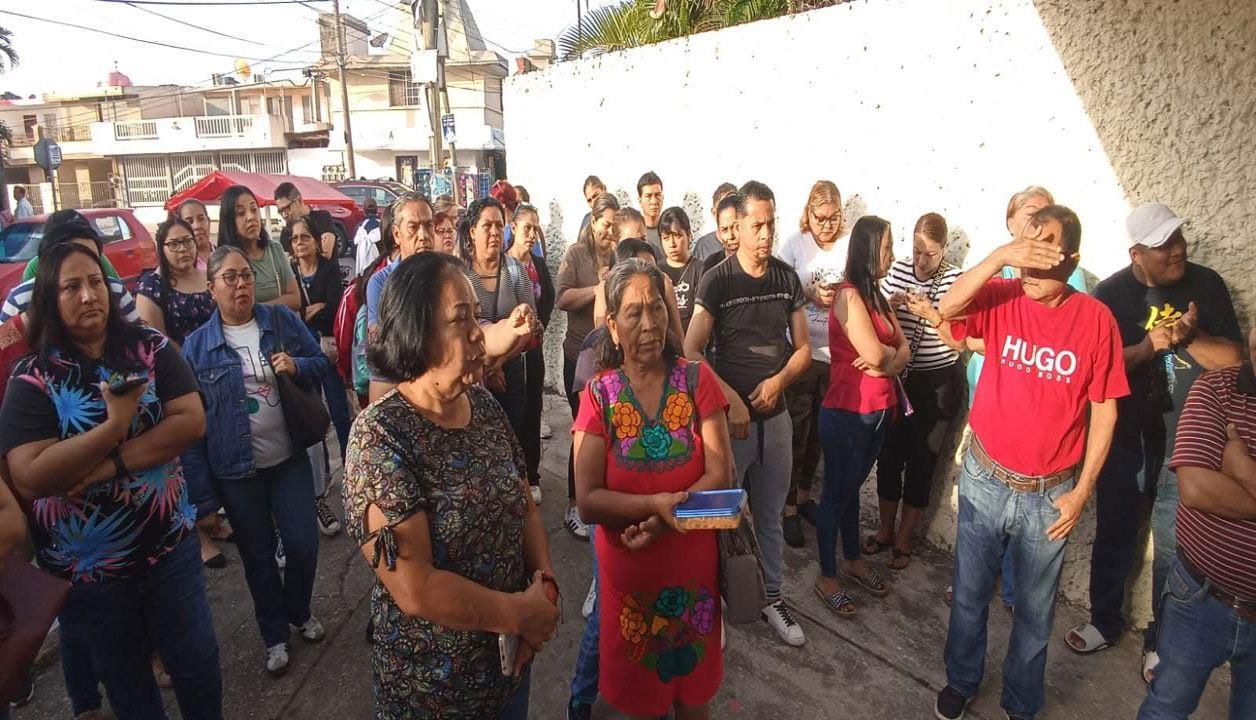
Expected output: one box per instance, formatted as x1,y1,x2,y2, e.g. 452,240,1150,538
51,124,93,143
59,181,120,209
114,121,159,141
195,115,255,138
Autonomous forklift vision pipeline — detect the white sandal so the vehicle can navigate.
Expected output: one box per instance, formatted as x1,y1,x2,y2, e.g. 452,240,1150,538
1065,623,1114,654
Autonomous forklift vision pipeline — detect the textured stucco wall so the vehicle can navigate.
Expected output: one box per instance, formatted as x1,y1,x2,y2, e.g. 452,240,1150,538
507,0,1255,628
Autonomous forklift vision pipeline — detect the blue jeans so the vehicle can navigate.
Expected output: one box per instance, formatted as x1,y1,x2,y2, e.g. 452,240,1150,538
496,669,532,720
569,526,600,707
1149,464,1179,649
216,452,319,648
321,360,351,464
817,407,889,575
59,622,102,714
944,448,1074,718
1001,552,1016,608
57,535,223,720
1137,555,1255,719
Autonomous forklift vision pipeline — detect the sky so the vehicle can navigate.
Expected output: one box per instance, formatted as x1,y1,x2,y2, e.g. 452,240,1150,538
0,0,619,99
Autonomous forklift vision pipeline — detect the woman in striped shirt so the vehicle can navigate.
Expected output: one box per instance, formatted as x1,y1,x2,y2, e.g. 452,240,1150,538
862,213,966,570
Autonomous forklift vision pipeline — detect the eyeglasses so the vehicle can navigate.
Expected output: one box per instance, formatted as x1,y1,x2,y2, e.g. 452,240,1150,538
215,270,256,286
810,210,841,228
165,238,196,251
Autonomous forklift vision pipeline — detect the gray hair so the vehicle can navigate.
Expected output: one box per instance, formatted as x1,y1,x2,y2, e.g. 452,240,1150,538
207,245,249,281
390,191,432,221
1005,185,1054,221
597,258,680,370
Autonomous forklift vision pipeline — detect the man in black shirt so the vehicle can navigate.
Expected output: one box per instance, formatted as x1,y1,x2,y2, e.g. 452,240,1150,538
275,182,338,259
685,181,811,648
1067,202,1242,678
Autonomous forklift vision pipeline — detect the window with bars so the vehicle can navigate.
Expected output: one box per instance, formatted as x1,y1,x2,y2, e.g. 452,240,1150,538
388,70,421,107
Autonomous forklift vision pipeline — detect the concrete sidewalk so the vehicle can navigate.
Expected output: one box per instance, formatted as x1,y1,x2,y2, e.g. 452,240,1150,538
15,396,1230,719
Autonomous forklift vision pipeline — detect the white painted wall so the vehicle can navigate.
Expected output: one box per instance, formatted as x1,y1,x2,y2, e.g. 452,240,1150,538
504,0,1256,627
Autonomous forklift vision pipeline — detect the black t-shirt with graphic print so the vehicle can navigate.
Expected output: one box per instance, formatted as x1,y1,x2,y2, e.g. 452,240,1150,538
1093,262,1241,450
659,258,704,334
694,253,805,420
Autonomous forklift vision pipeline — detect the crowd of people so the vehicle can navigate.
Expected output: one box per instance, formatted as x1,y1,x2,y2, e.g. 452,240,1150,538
0,167,1251,720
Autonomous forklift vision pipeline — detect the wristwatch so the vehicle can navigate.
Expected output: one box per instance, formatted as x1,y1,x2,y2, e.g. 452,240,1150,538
109,446,129,478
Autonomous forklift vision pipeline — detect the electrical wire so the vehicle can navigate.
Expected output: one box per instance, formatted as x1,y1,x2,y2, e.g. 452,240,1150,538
119,1,322,54
0,9,317,62
94,0,329,6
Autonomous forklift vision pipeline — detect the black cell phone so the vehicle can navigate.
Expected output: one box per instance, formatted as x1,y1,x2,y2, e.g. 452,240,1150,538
107,374,147,394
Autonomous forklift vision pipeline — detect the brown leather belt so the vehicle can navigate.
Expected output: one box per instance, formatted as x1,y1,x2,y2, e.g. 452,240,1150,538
1178,550,1256,621
970,437,1074,493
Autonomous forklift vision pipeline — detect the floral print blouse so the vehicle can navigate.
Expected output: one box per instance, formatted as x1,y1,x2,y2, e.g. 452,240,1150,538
343,385,529,720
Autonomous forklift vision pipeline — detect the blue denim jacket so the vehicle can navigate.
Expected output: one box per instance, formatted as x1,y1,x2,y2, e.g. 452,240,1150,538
181,303,329,483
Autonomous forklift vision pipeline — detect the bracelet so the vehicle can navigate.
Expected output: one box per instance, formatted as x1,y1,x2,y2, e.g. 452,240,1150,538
109,446,129,478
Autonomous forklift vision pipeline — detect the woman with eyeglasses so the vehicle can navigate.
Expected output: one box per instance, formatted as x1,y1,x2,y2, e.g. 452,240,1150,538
136,218,231,568
434,195,461,257
777,180,851,549
181,246,328,679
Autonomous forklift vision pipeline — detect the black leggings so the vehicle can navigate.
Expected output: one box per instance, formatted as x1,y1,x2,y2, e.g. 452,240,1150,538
564,356,580,501
521,347,545,487
876,363,964,509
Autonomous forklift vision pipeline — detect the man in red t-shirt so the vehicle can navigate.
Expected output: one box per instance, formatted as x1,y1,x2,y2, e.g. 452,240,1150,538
1138,324,1256,718
932,205,1129,720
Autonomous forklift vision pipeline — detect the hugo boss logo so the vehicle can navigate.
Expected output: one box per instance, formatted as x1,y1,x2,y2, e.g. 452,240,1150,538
999,335,1077,382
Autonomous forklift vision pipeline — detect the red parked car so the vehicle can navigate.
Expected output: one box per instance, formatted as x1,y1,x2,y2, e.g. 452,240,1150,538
0,208,158,302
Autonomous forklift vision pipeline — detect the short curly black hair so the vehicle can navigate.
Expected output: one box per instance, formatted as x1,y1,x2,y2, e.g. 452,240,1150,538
366,252,467,383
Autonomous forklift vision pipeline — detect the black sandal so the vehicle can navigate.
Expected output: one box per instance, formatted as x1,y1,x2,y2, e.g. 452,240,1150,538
841,567,890,598
813,583,857,617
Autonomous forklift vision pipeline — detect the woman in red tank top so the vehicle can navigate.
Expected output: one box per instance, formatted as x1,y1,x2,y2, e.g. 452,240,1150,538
814,216,909,617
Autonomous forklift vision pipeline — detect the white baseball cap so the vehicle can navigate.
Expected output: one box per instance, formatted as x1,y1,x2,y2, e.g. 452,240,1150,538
1126,202,1187,249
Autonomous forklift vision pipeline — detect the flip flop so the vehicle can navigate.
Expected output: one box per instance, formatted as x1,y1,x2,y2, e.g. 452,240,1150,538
1064,623,1114,655
861,534,892,556
840,567,890,598
813,583,857,617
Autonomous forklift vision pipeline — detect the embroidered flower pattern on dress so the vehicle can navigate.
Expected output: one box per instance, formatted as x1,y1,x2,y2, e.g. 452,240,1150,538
618,585,715,684
595,362,698,472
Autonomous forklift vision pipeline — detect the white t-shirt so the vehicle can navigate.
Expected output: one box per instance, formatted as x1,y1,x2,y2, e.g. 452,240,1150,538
776,230,849,363
354,223,380,276
222,319,293,469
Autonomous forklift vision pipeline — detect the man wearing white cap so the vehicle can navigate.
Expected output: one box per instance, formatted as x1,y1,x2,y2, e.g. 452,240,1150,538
1066,202,1242,683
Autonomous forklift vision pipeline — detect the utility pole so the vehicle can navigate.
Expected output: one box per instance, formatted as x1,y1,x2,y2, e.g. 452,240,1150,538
437,1,459,205
419,0,444,187
333,0,357,178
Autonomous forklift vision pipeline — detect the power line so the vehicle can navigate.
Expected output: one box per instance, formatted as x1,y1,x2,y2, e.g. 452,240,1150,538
95,0,328,6
0,9,317,62
120,1,321,54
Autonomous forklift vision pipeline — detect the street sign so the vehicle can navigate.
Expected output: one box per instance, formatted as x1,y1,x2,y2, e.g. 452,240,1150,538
441,113,456,145
34,138,62,172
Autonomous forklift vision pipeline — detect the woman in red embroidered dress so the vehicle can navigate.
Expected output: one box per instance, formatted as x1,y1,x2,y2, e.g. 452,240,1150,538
573,259,732,720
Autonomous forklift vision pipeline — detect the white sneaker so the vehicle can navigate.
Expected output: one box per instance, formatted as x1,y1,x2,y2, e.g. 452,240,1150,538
265,643,290,676
275,536,287,570
581,579,597,618
530,485,543,505
296,617,325,643
762,600,805,647
540,420,553,439
564,505,589,540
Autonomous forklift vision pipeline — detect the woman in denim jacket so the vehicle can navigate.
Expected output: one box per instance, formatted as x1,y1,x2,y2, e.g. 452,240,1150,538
181,246,329,679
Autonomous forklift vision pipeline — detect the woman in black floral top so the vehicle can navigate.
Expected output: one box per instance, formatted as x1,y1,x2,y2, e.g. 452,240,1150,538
343,252,560,720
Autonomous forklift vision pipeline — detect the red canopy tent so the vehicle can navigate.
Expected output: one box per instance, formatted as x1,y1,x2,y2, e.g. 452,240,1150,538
163,171,365,236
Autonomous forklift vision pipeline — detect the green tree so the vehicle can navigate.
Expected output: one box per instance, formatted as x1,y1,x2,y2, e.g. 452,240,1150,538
559,0,844,59
0,25,17,164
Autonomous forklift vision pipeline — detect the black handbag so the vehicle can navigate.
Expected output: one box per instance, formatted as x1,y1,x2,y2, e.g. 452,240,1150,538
717,508,769,625
269,308,331,450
